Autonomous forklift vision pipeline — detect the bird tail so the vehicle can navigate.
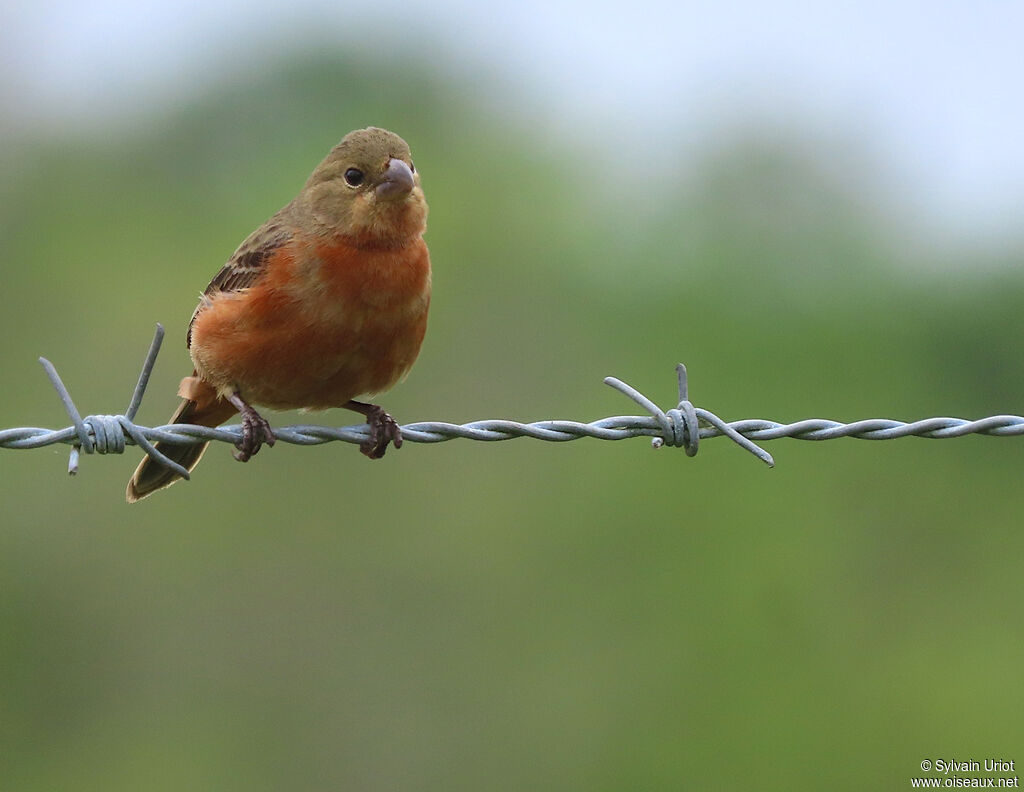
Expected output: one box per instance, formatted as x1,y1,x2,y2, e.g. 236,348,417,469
126,376,237,503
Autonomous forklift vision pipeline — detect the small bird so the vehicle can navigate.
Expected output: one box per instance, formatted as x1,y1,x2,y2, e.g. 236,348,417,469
127,127,430,502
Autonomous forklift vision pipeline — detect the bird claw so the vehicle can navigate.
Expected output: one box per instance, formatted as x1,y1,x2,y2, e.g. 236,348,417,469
359,406,402,459
233,407,276,462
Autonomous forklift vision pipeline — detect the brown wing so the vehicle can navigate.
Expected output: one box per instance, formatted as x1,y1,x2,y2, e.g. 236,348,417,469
187,221,292,348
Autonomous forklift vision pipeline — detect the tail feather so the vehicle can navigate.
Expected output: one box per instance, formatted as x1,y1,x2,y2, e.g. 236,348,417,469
126,393,236,503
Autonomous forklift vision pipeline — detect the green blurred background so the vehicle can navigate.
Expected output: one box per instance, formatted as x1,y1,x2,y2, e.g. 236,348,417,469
2,3,1022,790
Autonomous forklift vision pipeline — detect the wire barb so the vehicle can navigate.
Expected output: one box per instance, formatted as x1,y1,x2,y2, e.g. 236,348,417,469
2,327,1023,482
604,364,775,467
32,325,190,477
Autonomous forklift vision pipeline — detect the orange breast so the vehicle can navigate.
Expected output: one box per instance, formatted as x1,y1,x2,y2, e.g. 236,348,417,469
190,236,431,409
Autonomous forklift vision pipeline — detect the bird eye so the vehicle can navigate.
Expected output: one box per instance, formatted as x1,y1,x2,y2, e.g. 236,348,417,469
343,168,364,187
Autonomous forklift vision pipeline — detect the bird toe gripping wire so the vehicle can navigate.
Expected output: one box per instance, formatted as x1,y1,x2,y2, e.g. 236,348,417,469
4,324,1024,483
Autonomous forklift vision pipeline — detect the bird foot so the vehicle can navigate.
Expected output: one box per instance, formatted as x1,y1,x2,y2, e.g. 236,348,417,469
227,394,276,462
357,404,402,459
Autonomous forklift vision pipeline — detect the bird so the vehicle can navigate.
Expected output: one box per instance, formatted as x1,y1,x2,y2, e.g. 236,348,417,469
127,127,431,503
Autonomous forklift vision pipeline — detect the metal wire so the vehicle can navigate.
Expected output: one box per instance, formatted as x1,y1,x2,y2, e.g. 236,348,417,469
2,324,1023,477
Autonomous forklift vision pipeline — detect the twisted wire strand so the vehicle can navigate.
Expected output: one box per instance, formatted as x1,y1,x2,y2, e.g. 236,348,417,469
2,325,1022,478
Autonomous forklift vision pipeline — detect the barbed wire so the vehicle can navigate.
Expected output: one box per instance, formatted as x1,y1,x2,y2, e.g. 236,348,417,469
2,325,1023,479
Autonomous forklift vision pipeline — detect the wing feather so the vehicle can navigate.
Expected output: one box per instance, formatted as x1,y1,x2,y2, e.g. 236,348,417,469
187,221,292,348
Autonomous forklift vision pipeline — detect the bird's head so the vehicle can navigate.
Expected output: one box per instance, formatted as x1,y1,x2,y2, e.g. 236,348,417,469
299,127,428,247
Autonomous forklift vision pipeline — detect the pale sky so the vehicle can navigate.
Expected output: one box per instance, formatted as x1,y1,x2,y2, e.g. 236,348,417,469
2,0,1023,240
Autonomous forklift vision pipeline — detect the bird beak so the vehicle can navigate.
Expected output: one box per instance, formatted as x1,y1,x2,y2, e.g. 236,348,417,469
375,158,415,201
